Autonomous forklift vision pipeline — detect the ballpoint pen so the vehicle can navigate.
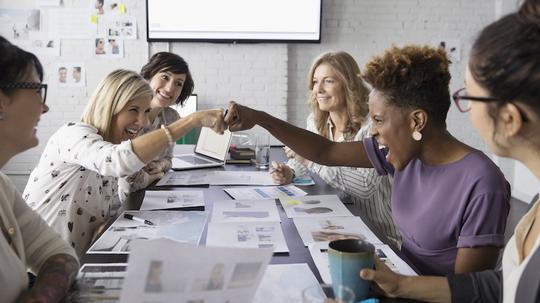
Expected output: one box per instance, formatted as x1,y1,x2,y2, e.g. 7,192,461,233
123,213,155,225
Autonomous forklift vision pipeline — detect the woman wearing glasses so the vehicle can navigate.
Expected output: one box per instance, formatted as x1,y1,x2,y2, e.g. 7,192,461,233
0,36,79,302
224,44,510,276
358,0,540,302
22,69,227,257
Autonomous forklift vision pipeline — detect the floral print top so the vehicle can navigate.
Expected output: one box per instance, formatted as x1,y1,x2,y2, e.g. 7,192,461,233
23,122,145,256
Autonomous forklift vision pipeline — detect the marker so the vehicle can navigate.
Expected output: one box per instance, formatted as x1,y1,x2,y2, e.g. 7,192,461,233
123,213,154,225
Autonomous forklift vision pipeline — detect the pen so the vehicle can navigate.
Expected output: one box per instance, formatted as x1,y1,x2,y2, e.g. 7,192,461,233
123,213,154,225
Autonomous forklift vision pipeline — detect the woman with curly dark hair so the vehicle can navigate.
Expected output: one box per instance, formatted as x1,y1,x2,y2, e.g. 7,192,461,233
224,44,510,277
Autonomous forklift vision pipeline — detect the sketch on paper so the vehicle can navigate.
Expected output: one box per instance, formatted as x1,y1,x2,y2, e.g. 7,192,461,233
280,194,353,218
223,185,307,200
140,190,204,210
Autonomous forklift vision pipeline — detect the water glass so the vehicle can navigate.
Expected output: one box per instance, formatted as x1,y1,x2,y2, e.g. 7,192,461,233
302,283,355,303
254,134,270,170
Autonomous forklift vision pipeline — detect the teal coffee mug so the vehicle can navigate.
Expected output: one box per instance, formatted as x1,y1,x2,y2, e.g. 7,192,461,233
328,239,375,301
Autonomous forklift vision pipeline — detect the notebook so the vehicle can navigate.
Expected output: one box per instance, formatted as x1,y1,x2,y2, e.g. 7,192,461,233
172,127,232,170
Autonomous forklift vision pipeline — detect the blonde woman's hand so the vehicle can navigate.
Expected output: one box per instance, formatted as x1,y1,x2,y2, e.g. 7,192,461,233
196,109,227,134
269,161,294,185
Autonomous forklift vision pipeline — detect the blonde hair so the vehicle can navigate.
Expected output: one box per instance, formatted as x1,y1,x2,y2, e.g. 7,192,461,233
307,51,369,140
81,69,153,141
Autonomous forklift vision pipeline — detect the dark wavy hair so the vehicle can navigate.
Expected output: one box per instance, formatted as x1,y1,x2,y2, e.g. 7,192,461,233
140,52,194,106
362,45,451,126
469,0,540,113
0,36,44,94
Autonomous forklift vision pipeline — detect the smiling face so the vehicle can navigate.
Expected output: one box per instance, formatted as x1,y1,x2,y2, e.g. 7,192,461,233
109,95,151,143
369,90,418,171
149,71,186,108
312,63,345,113
0,65,49,155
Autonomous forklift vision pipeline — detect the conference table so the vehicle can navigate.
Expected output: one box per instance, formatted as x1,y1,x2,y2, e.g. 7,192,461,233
80,146,420,303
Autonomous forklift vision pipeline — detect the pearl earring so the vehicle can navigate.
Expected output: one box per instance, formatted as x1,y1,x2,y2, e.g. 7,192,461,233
412,130,422,141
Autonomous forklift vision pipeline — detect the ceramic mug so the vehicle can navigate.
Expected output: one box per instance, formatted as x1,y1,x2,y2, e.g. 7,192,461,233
328,239,375,301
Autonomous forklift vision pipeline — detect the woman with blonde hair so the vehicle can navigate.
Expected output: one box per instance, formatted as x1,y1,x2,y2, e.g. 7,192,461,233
23,69,226,256
271,51,400,246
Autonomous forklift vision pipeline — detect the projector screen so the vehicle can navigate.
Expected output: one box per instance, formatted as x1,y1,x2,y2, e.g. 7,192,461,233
146,0,322,43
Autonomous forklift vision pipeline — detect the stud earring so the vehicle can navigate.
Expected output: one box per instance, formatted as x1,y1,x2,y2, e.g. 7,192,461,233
412,130,422,141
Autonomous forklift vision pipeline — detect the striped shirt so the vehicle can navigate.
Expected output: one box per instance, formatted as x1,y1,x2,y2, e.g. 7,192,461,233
287,114,401,247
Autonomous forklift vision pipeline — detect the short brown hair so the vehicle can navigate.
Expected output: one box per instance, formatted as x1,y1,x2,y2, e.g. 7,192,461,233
363,45,451,125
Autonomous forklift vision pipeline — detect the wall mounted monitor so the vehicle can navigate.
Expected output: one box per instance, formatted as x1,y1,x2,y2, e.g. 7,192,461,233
146,0,322,43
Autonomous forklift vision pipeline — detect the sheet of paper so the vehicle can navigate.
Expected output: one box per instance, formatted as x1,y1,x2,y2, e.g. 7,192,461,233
74,263,127,303
94,36,124,58
99,15,137,39
223,185,307,200
206,221,289,253
253,264,320,303
51,62,86,87
279,194,354,218
210,171,274,185
48,8,95,39
120,239,273,303
156,171,210,186
156,171,274,186
140,190,204,210
293,216,383,247
211,199,281,223
308,242,331,284
375,244,417,276
88,211,207,254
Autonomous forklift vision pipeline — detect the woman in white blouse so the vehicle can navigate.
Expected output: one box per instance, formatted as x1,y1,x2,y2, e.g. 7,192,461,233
270,51,400,246
23,69,226,256
0,36,79,303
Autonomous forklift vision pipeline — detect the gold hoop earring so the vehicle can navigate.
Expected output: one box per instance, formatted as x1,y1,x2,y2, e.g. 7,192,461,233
412,130,422,141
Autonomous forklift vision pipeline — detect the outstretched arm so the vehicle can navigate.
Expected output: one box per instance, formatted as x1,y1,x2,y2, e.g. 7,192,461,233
17,254,79,303
225,102,372,168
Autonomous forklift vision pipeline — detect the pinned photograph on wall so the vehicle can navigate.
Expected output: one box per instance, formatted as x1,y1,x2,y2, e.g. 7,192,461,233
279,194,354,218
94,36,124,58
94,0,124,16
100,15,137,39
16,32,60,57
51,63,86,87
48,8,96,39
0,9,40,40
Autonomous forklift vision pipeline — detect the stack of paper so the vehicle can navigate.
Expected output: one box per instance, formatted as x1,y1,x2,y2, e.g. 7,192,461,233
140,190,204,210
88,211,207,254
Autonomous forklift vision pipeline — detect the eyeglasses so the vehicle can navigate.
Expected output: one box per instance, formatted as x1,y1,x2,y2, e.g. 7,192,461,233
452,88,499,113
0,82,48,104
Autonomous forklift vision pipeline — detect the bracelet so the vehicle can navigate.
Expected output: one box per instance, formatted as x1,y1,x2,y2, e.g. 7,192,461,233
160,124,174,147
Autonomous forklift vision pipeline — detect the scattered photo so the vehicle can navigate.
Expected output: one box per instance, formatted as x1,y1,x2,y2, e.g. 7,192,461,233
293,216,383,247
140,190,204,211
279,194,354,218
101,15,137,39
223,185,307,200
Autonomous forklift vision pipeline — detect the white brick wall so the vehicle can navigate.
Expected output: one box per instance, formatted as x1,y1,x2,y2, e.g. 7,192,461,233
4,0,530,199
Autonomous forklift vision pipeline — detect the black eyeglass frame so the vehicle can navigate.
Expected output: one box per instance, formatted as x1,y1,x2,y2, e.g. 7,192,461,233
452,88,499,113
0,82,48,104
